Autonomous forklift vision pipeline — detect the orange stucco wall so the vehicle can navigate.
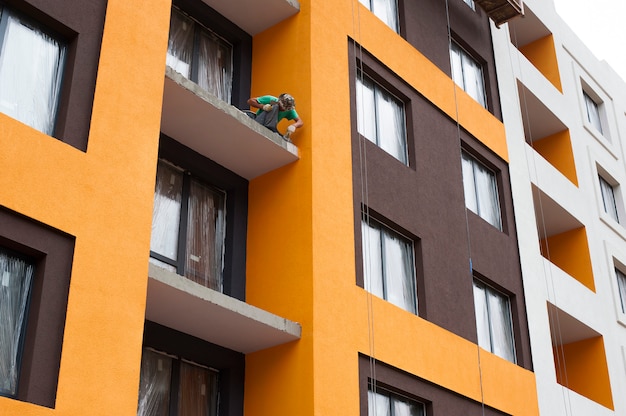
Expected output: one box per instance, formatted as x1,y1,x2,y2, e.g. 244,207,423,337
0,1,170,414
540,227,595,291
554,336,614,409
520,34,563,92
245,1,535,416
533,129,578,186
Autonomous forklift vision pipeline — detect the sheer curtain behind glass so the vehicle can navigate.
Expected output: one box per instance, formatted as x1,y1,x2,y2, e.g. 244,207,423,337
450,42,486,108
362,220,416,314
599,176,619,222
583,91,603,134
356,75,408,165
0,8,66,136
368,388,425,416
473,281,516,363
137,349,172,416
616,269,626,314
461,152,501,230
0,249,34,396
359,0,399,32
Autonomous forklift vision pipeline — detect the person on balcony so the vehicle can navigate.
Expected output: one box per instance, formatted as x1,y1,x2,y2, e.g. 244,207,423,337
246,93,303,141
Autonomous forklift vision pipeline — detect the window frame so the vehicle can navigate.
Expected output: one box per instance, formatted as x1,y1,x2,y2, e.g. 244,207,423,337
361,215,418,315
473,279,516,363
583,90,604,135
461,150,502,230
449,40,487,108
356,69,409,165
0,206,75,408
615,268,626,315
0,0,106,152
152,134,248,301
599,175,620,223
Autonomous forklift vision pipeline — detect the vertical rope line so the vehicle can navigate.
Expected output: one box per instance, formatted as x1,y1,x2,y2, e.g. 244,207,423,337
509,24,573,416
443,1,485,414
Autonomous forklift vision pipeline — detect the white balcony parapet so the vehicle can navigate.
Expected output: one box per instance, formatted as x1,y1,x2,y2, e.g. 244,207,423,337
200,0,300,35
161,67,299,180
146,263,302,354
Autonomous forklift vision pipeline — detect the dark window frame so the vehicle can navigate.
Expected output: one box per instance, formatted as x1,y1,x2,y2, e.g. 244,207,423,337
0,0,107,152
0,206,75,408
172,0,252,109
153,134,248,301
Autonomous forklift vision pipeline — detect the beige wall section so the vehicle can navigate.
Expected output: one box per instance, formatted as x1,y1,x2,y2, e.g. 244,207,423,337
0,0,170,414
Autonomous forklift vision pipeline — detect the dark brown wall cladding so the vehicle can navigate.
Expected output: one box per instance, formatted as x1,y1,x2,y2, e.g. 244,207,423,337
402,0,502,118
2,0,108,151
358,355,510,416
143,321,245,416
0,206,75,408
349,44,531,370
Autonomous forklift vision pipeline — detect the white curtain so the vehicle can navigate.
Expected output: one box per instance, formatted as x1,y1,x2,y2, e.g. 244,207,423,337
371,0,399,33
599,176,619,222
0,8,66,136
357,76,377,144
584,92,603,134
0,250,34,396
473,281,516,363
151,161,183,265
450,42,486,108
185,180,226,291
368,388,424,416
368,389,391,416
137,349,172,416
462,152,501,230
362,221,384,300
616,269,626,314
473,281,492,352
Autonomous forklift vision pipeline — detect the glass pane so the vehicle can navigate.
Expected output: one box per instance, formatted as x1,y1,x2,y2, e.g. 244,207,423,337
166,9,194,78
371,0,399,32
616,269,626,314
461,152,478,214
383,230,416,314
393,396,425,416
357,76,377,143
376,87,407,164
0,9,66,136
599,176,619,222
137,349,172,416
473,281,491,352
461,51,486,107
449,44,464,90
151,161,184,262
0,249,35,396
197,30,233,103
185,179,226,291
486,287,516,362
368,389,391,416
362,221,384,299
178,361,219,416
584,92,603,134
473,161,501,229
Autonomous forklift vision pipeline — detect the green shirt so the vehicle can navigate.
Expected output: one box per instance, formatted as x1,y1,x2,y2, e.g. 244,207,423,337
256,95,299,121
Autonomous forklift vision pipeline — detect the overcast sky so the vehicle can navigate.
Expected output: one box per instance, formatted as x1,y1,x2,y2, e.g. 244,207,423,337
552,0,626,83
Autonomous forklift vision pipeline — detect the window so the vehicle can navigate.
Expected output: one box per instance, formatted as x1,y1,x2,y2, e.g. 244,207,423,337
356,73,408,164
361,218,417,314
0,5,66,136
461,152,501,229
449,42,486,108
167,7,233,102
368,385,426,416
583,91,603,134
137,348,219,416
616,268,626,314
473,280,516,362
0,248,35,398
464,0,476,10
150,159,227,292
599,176,619,222
359,0,399,33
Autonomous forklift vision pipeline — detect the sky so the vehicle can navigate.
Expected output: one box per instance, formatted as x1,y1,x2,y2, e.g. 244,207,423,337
553,0,626,83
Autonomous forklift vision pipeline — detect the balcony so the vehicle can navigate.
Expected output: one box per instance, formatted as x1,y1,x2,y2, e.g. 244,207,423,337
146,263,302,354
161,67,299,180
474,0,523,26
199,0,299,35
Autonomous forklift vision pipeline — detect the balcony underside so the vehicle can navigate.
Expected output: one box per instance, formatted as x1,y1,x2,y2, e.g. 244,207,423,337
200,0,299,35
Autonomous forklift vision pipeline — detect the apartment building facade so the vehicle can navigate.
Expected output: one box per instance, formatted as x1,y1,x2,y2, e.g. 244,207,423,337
0,0,566,415
493,0,626,414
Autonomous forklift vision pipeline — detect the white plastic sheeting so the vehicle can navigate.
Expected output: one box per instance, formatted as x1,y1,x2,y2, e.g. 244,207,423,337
362,219,417,314
473,280,516,363
356,74,408,165
150,160,226,291
461,151,502,230
137,349,172,416
167,8,233,103
0,249,35,396
0,7,66,136
450,42,487,108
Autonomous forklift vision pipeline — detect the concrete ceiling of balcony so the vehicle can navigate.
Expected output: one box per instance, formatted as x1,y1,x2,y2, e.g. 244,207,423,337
201,0,300,35
518,81,567,142
547,303,600,345
532,185,582,239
